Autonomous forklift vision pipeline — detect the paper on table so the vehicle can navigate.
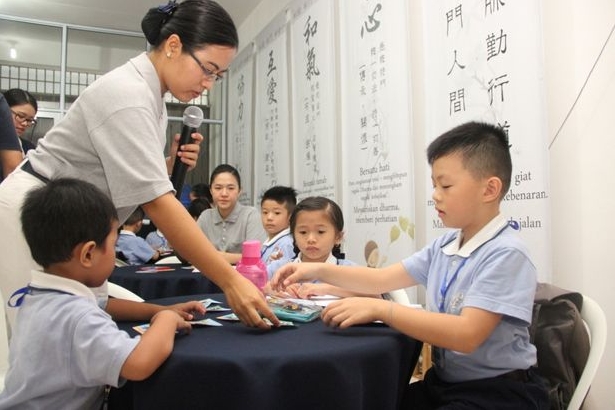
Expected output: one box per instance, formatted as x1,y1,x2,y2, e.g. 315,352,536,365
216,313,295,327
307,295,340,307
132,318,223,334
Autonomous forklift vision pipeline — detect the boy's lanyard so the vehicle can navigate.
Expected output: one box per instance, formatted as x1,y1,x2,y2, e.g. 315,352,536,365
438,258,467,313
437,222,513,313
8,286,72,308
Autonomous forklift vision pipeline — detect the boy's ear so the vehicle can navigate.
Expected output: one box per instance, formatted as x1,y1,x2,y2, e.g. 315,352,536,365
78,241,98,267
483,176,502,202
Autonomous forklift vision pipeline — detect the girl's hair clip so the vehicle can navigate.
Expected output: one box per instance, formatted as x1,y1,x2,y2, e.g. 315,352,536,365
157,0,178,16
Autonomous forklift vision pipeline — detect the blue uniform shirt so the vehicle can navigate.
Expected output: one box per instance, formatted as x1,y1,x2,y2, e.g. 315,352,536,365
402,214,537,383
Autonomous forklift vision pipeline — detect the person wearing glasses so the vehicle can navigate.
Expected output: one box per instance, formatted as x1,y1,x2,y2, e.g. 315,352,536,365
0,0,279,330
0,93,22,181
3,88,38,153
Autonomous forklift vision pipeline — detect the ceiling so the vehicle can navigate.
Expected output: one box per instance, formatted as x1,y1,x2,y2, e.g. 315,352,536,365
0,0,260,33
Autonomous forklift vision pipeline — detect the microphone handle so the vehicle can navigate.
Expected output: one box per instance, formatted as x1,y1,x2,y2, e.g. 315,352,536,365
170,126,197,199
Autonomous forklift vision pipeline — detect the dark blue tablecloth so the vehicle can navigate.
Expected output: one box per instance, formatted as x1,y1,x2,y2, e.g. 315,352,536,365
111,294,422,410
109,265,221,300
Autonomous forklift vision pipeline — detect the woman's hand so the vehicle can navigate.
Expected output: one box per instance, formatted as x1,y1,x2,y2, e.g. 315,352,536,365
223,274,280,329
166,131,204,173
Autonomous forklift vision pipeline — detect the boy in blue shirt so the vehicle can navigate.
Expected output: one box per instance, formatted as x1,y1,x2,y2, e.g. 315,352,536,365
0,178,202,409
116,207,160,265
272,122,549,409
260,186,298,277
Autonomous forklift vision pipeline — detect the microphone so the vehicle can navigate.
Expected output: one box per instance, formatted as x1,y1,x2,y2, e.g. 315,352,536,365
170,106,204,199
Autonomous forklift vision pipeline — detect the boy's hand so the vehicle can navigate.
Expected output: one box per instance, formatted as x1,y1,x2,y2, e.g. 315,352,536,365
151,309,192,334
166,300,207,321
321,297,386,328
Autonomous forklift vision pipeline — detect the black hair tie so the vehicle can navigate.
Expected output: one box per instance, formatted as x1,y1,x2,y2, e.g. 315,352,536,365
157,0,178,26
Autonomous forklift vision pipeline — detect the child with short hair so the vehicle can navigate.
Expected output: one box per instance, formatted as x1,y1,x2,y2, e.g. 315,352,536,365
116,207,160,265
260,186,298,276
145,228,172,254
268,196,379,299
0,178,200,409
272,122,549,408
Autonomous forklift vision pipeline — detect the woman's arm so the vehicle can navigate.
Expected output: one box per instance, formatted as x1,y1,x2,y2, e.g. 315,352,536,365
142,193,278,328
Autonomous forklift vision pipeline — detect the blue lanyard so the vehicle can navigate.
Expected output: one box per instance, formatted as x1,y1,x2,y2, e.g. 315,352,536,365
8,285,73,308
438,258,467,313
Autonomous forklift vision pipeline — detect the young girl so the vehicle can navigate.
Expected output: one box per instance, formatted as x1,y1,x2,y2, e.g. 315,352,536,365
197,164,266,264
267,196,379,299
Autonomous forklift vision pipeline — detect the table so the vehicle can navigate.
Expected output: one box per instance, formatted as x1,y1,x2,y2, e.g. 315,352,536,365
111,294,422,410
109,265,221,300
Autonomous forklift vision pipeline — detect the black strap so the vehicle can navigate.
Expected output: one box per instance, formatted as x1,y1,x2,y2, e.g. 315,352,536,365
21,160,50,183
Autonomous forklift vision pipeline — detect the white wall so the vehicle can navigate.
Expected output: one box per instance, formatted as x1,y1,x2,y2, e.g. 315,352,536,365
239,1,614,407
542,1,615,408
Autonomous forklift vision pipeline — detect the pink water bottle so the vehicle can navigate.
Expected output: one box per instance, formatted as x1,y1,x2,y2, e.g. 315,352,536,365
235,240,267,290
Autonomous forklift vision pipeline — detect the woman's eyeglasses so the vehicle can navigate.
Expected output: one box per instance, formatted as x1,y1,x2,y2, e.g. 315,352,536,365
11,110,37,127
187,50,225,82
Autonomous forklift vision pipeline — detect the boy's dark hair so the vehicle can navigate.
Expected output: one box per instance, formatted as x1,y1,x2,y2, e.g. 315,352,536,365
261,186,298,214
141,0,238,49
290,196,345,259
124,207,145,226
209,163,241,189
21,178,118,268
427,121,512,198
188,198,211,219
191,183,213,204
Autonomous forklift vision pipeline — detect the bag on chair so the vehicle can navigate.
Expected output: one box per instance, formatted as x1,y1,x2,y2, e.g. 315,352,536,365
529,283,590,410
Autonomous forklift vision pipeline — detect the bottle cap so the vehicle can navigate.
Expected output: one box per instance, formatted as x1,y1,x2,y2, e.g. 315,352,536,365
242,240,261,258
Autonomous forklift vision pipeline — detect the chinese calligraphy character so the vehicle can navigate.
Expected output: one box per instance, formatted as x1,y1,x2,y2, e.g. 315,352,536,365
497,120,511,143
267,77,277,104
361,3,383,38
267,50,277,76
446,4,463,36
304,16,318,45
449,88,466,115
237,73,245,96
306,47,320,81
236,74,245,121
447,50,466,75
487,74,509,105
486,29,507,60
485,0,506,16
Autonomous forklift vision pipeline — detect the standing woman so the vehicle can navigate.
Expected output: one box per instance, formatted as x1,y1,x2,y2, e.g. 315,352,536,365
0,0,277,329
3,88,38,153
197,164,267,264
